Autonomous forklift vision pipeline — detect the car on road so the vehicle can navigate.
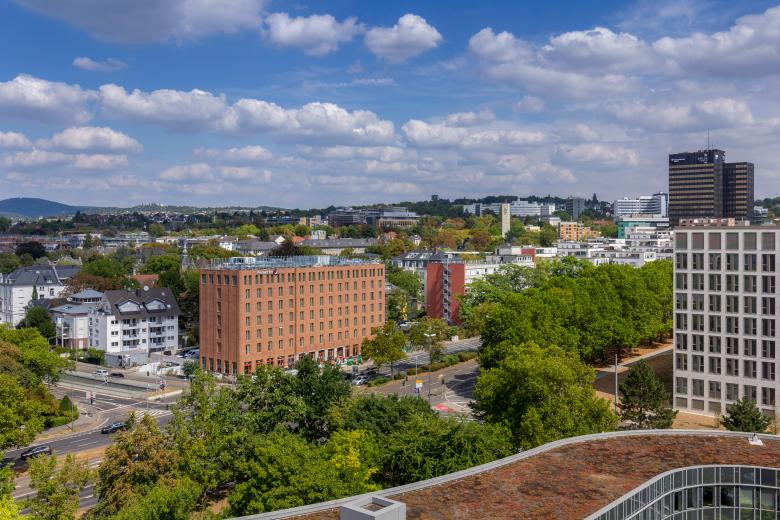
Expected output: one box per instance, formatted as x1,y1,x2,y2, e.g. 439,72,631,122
100,421,126,434
352,376,369,386
94,368,109,377
20,445,52,461
109,372,125,378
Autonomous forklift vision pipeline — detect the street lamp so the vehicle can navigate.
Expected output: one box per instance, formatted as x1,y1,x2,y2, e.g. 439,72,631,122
424,332,436,403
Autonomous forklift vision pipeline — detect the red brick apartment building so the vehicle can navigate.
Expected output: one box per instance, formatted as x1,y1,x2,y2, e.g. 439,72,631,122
199,256,385,375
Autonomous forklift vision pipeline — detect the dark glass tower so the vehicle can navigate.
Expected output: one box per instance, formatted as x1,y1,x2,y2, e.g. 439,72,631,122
668,149,754,225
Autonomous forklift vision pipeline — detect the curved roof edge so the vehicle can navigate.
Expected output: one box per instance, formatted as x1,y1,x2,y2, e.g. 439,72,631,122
232,429,780,520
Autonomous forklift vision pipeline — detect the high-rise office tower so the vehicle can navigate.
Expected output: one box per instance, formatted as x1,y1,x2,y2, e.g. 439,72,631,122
668,149,755,225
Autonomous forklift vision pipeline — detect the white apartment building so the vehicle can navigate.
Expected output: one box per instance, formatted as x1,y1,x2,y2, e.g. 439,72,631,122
88,287,180,365
613,193,668,218
673,221,780,418
0,264,80,326
50,289,104,349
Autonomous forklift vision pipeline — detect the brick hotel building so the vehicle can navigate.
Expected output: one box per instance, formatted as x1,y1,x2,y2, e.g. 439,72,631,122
199,256,385,375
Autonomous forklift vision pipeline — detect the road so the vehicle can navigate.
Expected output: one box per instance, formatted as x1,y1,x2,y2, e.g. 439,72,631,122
367,336,481,377
366,342,673,418
4,383,175,510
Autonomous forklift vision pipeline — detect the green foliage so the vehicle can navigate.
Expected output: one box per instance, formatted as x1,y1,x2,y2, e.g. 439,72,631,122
227,429,378,516
479,260,672,367
380,414,514,486
386,265,421,297
234,224,261,237
293,356,352,442
0,373,46,449
108,477,201,520
619,359,676,429
386,290,409,322
181,360,198,378
409,318,451,363
361,322,406,377
332,394,435,438
93,414,181,518
474,342,618,449
84,348,106,366
25,454,92,520
15,241,46,259
721,397,773,433
147,223,166,237
0,253,20,275
188,243,233,261
83,257,128,279
0,495,22,520
19,307,56,339
57,395,78,421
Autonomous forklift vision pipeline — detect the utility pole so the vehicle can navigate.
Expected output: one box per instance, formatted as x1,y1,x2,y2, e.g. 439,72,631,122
424,333,435,403
614,353,619,414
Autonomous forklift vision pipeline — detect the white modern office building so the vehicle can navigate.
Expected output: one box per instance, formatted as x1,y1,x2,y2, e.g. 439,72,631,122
613,193,668,218
49,289,104,349
673,219,780,418
463,200,555,218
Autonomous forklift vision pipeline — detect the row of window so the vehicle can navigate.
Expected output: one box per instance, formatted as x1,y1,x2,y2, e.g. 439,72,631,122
675,353,776,380
203,345,361,374
676,293,777,314
676,231,777,251
675,273,777,292
676,334,777,357
676,313,777,336
676,252,776,271
214,327,375,354
675,377,776,405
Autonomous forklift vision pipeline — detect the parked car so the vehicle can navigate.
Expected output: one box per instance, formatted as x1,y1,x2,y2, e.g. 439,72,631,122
20,445,52,461
352,376,369,386
109,372,125,378
94,368,109,377
100,422,126,434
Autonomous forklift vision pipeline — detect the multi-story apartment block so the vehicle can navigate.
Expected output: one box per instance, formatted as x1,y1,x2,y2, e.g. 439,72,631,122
673,220,780,418
0,264,80,326
612,193,668,218
199,256,385,375
327,207,419,229
88,287,180,365
616,215,670,238
668,149,755,225
558,221,600,241
463,200,556,218
50,289,104,349
564,197,587,220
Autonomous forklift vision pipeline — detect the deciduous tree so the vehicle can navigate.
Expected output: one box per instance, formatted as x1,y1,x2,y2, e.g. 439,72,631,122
361,323,406,378
25,454,92,520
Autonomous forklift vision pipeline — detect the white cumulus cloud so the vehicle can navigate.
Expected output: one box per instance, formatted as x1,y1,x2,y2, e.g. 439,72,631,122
38,126,142,154
364,14,442,63
263,13,361,55
0,131,32,149
0,74,94,124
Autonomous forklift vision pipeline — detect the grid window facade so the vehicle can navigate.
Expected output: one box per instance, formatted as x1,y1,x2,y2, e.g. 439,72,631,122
674,226,780,418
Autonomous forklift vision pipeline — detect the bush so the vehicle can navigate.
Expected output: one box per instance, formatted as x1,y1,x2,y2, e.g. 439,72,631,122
457,351,478,362
393,373,405,380
367,376,389,387
406,368,419,375
84,347,106,365
445,354,459,366
59,395,78,419
47,416,73,428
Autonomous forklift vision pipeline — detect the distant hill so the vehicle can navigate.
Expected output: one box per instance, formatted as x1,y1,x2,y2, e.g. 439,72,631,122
0,198,83,218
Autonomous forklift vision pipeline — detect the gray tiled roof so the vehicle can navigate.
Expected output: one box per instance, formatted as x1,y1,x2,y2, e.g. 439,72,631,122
102,287,181,318
2,265,80,286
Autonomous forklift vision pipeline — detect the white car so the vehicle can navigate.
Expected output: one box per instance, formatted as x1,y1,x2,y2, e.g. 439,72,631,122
94,368,108,377
352,376,369,386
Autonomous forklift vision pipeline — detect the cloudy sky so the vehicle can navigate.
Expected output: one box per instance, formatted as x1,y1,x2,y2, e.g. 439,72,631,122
1,0,779,208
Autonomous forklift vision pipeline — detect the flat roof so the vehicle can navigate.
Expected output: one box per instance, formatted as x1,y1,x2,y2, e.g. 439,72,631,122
201,255,382,271
235,430,780,520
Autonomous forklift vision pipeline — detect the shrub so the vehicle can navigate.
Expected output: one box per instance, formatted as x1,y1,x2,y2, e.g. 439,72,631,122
367,376,389,387
393,373,405,380
59,395,79,419
457,351,478,362
445,354,459,366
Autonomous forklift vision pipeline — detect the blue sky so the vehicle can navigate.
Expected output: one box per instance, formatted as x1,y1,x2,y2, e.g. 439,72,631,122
1,0,779,208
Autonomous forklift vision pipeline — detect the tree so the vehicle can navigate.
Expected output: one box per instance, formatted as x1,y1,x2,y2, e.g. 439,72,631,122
0,373,46,450
19,307,56,339
474,342,618,448
721,397,772,433
181,360,198,378
0,253,20,275
332,394,435,438
381,414,513,486
227,428,378,516
386,290,408,322
93,414,180,517
15,241,46,260
147,223,166,237
619,359,676,429
109,477,201,520
25,454,92,520
82,257,127,279
293,356,351,442
361,323,406,378
538,224,558,247
409,318,450,363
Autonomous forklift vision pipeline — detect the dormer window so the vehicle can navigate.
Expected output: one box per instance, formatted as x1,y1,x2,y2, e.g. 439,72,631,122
117,301,141,313
144,299,166,312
